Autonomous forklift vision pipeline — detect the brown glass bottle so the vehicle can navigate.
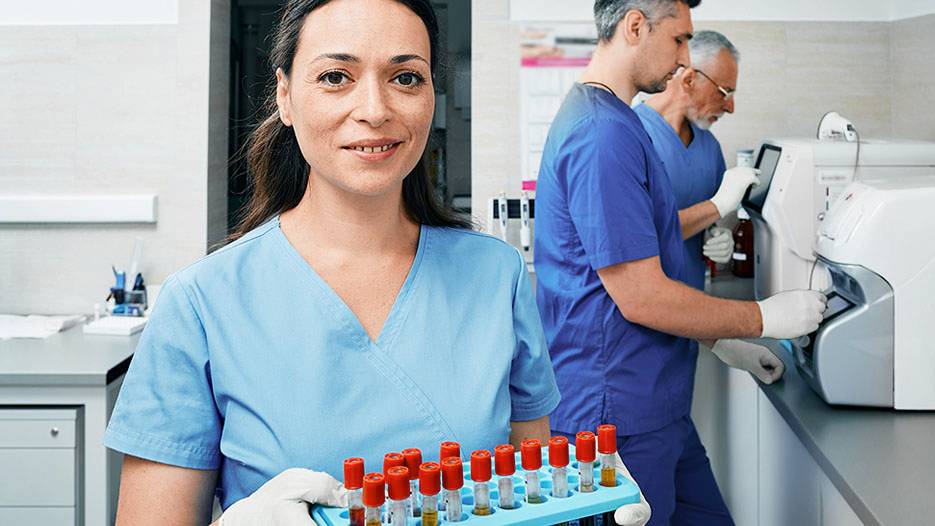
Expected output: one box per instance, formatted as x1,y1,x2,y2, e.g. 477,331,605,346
731,208,755,278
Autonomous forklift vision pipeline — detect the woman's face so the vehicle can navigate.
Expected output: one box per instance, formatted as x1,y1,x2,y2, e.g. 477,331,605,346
276,0,434,198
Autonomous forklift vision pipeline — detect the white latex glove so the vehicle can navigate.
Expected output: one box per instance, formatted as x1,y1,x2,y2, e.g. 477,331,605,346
711,339,785,384
219,468,347,526
757,290,827,339
710,167,761,218
702,227,734,264
612,452,652,526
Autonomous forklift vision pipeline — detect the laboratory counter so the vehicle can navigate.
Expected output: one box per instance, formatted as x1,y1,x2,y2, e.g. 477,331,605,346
0,325,137,525
704,274,935,526
0,324,136,386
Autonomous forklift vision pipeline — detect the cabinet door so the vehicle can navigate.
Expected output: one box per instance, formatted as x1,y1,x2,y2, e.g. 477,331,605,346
758,392,821,526
0,449,76,506
820,471,863,526
0,507,75,526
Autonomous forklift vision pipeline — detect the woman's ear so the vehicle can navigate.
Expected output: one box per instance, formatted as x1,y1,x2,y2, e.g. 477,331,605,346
275,68,293,127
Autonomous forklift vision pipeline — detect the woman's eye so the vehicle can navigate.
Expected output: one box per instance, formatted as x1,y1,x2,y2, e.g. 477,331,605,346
320,71,348,86
394,72,424,87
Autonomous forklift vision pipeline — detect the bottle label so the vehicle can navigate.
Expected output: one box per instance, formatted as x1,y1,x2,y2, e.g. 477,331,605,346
732,253,748,261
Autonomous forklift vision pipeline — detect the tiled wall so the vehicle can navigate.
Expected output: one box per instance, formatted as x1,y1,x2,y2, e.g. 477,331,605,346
0,0,229,314
471,4,935,233
891,14,935,141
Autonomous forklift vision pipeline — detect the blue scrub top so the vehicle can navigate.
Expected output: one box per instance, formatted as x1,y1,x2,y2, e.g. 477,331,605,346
535,83,695,436
104,217,560,509
634,102,726,291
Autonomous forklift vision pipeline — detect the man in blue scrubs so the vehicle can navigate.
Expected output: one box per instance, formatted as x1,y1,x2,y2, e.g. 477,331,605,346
635,32,787,384
534,1,827,524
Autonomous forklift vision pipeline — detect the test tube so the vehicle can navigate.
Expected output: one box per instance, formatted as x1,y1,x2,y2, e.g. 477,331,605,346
402,448,423,517
597,424,618,487
576,431,597,493
386,466,410,526
441,456,464,522
419,462,441,526
438,441,460,510
470,450,492,515
494,444,516,509
362,472,385,526
520,439,543,504
549,436,570,498
344,457,366,526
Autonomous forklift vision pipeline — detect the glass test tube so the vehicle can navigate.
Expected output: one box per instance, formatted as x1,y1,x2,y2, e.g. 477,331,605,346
402,448,423,517
362,472,385,526
419,462,441,526
576,431,597,493
549,436,570,498
470,450,492,515
520,439,543,504
597,424,618,487
386,466,410,526
494,444,516,509
438,441,460,511
441,457,464,522
344,457,366,526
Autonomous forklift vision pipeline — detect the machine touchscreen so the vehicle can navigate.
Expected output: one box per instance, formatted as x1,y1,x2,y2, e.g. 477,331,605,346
743,144,782,213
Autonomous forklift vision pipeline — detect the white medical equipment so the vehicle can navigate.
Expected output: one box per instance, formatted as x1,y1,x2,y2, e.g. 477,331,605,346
742,137,935,299
792,176,935,409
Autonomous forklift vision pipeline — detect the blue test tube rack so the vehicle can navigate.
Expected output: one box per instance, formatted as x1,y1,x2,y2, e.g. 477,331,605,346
311,444,640,525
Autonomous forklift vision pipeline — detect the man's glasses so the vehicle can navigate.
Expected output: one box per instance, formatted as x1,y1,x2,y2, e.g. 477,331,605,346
694,69,735,101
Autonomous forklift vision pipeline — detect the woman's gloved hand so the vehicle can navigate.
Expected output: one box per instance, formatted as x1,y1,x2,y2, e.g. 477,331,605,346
218,468,347,526
613,452,651,526
702,226,734,264
711,339,785,384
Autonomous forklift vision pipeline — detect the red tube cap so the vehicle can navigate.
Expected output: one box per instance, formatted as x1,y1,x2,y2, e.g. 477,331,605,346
597,424,617,454
440,441,461,461
384,452,405,477
470,450,492,482
576,431,596,463
402,448,423,481
441,457,464,490
387,466,411,501
343,457,365,490
362,472,385,507
419,461,441,496
548,436,569,468
520,439,542,470
494,444,516,476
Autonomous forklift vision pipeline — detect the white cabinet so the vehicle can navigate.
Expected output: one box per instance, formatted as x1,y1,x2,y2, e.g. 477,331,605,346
0,408,79,525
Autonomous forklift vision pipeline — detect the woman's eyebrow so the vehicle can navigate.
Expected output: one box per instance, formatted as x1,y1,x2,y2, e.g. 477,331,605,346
311,53,360,64
389,54,429,66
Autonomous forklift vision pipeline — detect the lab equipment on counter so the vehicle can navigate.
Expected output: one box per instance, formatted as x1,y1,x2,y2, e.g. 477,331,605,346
520,439,543,504
387,466,411,526
494,444,516,510
793,176,935,409
488,195,537,258
344,458,365,526
742,136,935,299
318,432,641,526
82,315,147,336
402,448,422,516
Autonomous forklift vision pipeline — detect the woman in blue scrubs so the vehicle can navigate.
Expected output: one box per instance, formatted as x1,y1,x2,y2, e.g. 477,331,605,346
104,1,560,523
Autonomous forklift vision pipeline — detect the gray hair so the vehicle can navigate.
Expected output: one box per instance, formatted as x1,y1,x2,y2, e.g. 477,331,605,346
594,0,701,42
689,30,739,68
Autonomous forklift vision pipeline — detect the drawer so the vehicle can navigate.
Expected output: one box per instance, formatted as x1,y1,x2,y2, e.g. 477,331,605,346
0,409,77,448
0,507,75,526
0,449,75,506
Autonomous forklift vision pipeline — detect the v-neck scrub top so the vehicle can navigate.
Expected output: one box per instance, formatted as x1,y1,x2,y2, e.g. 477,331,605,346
634,102,726,290
104,217,560,510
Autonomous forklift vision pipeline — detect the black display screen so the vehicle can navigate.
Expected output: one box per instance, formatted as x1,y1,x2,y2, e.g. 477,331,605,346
742,144,782,214
823,292,854,321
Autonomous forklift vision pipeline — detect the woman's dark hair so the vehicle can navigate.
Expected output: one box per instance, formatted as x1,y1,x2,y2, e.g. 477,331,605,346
229,0,471,242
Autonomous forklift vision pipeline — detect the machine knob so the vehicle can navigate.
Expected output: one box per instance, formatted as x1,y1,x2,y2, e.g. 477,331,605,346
817,212,826,221
50,427,60,437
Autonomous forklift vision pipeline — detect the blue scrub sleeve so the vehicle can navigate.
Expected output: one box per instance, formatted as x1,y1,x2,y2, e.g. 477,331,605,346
104,275,223,470
715,147,726,189
564,119,660,270
508,249,561,421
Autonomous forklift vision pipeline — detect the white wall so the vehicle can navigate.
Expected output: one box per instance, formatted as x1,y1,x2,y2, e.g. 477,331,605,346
509,0,935,22
0,0,229,315
0,0,178,25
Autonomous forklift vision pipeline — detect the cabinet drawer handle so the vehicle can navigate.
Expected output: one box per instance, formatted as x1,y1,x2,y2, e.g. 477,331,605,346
50,427,60,437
